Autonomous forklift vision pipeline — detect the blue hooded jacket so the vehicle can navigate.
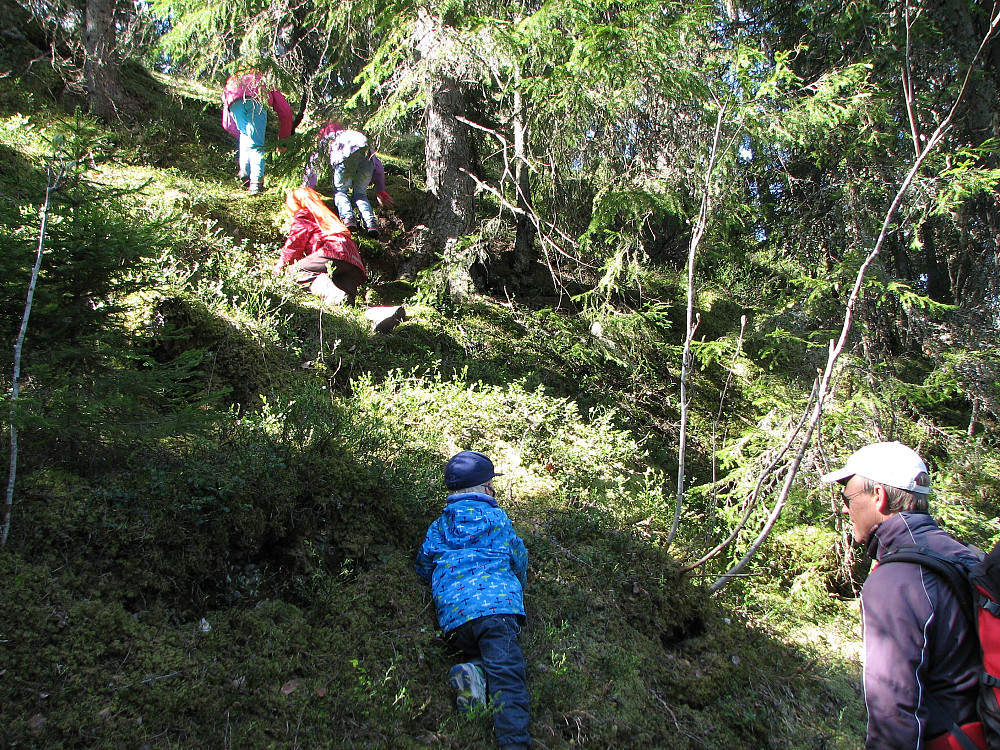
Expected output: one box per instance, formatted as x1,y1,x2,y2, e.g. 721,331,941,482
414,492,528,633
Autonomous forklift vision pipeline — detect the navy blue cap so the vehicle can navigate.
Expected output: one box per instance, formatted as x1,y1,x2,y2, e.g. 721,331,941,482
444,450,502,490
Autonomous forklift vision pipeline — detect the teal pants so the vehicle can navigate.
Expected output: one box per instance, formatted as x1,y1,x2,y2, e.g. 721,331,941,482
228,98,268,182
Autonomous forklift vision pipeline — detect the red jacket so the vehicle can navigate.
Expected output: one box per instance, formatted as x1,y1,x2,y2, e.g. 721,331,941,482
277,211,366,276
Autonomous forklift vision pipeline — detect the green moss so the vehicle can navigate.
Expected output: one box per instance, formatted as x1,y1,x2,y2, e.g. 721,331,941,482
0,62,875,750
145,292,292,406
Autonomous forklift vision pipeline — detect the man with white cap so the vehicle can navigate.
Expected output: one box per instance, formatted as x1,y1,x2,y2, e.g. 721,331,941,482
822,441,983,750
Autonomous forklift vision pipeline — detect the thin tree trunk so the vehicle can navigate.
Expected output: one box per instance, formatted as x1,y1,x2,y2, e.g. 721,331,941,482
511,86,536,274
3,158,64,547
665,102,730,551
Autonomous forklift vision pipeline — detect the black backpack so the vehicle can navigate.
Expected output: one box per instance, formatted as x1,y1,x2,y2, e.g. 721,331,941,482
879,543,1000,750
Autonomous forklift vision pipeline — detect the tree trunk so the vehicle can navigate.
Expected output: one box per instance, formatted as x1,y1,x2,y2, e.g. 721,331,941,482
401,74,477,289
921,219,951,304
83,0,124,122
425,75,474,238
511,87,537,275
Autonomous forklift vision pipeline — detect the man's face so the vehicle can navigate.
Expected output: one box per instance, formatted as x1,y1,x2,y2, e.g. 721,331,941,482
840,474,880,544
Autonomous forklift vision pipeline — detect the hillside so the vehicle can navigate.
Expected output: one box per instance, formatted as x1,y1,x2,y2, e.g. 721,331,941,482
3,32,998,750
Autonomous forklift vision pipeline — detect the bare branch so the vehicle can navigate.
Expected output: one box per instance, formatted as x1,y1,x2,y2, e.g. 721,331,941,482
902,2,922,157
681,380,818,575
4,149,66,548
707,5,1000,590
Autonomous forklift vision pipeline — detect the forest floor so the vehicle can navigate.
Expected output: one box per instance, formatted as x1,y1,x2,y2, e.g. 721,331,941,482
0,48,870,749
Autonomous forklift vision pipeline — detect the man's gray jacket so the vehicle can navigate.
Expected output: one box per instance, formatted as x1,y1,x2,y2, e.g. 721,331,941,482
861,511,980,749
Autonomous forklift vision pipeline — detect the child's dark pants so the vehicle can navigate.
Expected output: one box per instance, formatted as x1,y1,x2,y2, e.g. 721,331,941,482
447,614,530,747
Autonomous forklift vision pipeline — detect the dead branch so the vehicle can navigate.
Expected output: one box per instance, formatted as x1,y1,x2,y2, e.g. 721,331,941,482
708,1,1000,591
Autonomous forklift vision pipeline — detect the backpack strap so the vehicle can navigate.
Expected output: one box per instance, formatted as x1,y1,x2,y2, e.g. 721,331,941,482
980,595,1000,619
878,546,976,625
924,692,983,750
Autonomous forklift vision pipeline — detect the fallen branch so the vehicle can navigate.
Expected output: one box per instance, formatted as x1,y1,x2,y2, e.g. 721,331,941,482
115,671,183,691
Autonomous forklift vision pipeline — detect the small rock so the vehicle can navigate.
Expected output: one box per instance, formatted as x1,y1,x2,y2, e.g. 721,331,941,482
364,305,406,334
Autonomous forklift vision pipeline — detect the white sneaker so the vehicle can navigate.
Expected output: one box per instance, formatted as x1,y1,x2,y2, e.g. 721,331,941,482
309,275,348,306
448,663,486,713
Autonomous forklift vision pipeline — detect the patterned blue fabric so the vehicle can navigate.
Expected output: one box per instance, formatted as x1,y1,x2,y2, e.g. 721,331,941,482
415,493,528,634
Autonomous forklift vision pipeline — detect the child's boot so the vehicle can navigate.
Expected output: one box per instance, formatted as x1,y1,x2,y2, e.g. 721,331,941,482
309,275,348,306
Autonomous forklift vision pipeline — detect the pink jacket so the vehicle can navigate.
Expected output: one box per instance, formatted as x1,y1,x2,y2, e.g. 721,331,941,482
221,72,294,140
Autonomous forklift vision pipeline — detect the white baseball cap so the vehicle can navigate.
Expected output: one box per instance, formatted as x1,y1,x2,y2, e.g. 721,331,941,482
821,441,930,494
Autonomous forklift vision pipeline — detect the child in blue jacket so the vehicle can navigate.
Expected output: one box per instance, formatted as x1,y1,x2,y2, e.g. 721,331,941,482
415,451,531,750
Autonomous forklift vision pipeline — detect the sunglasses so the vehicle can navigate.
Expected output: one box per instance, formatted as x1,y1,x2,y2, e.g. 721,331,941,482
840,488,868,508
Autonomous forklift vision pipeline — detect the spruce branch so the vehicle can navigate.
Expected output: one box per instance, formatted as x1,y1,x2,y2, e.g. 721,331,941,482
708,0,1000,591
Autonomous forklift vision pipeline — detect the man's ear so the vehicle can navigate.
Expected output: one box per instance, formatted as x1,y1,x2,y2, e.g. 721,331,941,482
872,484,891,514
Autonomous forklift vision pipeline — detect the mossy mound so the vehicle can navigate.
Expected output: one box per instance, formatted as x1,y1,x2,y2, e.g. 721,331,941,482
145,292,293,406
0,60,871,750
1,467,861,748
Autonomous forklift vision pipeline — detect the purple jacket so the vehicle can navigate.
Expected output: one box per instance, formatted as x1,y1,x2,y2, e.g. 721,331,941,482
861,512,980,749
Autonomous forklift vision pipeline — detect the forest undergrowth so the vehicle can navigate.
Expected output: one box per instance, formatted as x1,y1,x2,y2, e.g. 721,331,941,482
2,43,999,750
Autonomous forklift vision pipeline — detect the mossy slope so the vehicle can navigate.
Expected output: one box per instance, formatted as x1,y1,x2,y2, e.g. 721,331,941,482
0,55,867,750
